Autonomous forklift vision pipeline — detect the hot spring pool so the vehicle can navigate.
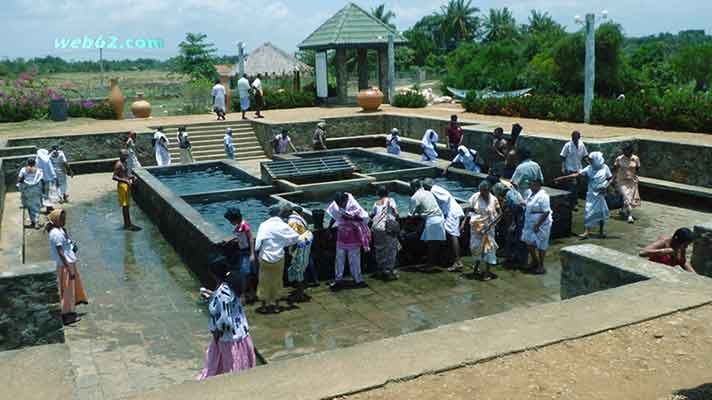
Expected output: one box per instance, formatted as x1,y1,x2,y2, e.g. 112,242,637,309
300,192,413,218
153,166,259,195
298,151,415,174
189,197,275,235
433,177,477,201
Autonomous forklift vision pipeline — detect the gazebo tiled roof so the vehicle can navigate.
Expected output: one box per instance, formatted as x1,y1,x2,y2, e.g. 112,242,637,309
298,2,406,50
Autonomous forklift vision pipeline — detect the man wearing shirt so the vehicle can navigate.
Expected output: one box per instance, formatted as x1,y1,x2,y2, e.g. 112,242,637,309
446,114,463,153
237,74,251,120
559,131,589,211
252,74,264,119
224,128,235,160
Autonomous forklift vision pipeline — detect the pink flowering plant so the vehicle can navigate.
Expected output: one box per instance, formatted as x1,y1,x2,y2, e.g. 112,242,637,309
0,71,50,122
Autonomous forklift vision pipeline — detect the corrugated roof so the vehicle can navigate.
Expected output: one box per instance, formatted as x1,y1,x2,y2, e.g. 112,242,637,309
242,42,313,77
298,2,407,50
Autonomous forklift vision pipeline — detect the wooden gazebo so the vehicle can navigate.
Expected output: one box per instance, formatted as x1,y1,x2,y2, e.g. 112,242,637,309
298,2,407,104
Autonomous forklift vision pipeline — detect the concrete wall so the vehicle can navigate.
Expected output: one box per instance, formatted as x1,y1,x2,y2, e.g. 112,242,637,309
0,263,64,351
693,223,712,277
559,244,690,299
0,157,5,239
636,139,712,187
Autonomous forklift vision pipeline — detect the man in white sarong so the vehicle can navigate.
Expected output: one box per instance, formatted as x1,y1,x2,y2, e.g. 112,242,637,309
237,74,251,120
423,178,465,272
50,144,74,203
521,179,552,275
211,79,226,120
153,127,171,167
35,148,57,206
409,179,445,270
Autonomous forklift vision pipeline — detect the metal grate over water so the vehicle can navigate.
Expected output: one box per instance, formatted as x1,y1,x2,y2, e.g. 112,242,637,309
262,156,356,180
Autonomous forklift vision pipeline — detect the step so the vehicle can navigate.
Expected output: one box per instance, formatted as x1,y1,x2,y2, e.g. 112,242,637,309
639,176,712,200
192,154,268,162
167,136,260,147
169,144,263,155
180,126,255,135
181,148,265,158
153,120,252,130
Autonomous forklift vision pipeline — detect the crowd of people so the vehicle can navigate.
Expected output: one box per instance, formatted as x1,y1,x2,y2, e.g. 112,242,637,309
13,115,702,382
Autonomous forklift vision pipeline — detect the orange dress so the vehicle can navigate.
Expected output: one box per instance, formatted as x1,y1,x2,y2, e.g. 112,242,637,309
615,154,641,208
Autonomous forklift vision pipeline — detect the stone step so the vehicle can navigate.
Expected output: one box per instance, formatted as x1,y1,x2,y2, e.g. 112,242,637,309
192,154,267,162
180,148,265,158
169,145,263,155
178,126,255,135
154,120,252,130
168,137,260,148
638,176,712,200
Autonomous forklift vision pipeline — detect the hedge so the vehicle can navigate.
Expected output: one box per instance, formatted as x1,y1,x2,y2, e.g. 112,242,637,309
232,89,316,111
392,90,428,108
462,90,712,133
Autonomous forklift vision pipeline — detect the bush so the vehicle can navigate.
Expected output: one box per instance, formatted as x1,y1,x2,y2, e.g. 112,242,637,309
232,89,315,111
462,90,712,133
67,99,117,119
0,73,49,122
392,90,428,108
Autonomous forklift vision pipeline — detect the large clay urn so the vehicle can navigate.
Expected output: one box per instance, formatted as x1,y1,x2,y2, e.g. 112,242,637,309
357,87,384,112
109,78,124,120
131,92,152,118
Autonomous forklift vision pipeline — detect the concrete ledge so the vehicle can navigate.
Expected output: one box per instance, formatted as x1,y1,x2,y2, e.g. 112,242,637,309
693,223,712,277
0,343,74,400
130,246,712,400
639,176,712,203
69,157,117,175
0,145,37,158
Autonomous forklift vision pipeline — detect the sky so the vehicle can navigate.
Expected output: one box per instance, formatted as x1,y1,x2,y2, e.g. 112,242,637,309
1,0,711,60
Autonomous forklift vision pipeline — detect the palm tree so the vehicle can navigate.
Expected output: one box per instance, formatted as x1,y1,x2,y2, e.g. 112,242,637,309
483,7,519,43
439,0,480,45
526,10,563,35
371,4,396,29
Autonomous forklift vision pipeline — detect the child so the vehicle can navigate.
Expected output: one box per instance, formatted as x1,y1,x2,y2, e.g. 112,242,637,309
223,208,257,303
198,264,256,380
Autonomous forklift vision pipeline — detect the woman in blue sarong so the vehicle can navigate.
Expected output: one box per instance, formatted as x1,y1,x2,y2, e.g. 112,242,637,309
386,128,401,155
554,151,613,239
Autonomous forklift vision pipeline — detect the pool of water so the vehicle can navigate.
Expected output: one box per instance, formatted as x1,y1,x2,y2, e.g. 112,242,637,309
190,197,275,235
153,166,258,195
300,152,413,174
433,177,477,201
300,192,413,218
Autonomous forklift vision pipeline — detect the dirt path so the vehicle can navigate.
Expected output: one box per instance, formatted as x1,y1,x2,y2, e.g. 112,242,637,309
343,304,712,400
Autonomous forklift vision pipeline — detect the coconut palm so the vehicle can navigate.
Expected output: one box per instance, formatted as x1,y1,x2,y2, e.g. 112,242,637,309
483,7,519,43
439,0,480,44
371,4,396,29
526,10,563,35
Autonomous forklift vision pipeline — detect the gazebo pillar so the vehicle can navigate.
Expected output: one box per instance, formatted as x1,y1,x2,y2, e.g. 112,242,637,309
378,47,390,103
335,48,348,103
357,48,369,90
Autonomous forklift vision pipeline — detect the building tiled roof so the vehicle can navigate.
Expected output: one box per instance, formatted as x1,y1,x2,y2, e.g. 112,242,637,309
298,2,406,50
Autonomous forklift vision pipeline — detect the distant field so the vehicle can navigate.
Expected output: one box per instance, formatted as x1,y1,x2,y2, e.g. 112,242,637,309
43,70,189,99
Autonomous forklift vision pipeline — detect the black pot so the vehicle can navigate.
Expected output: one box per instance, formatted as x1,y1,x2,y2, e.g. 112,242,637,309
50,98,68,122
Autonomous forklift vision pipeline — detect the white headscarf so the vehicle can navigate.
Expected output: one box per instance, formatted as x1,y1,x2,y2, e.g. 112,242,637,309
422,129,438,150
590,151,605,170
457,145,476,162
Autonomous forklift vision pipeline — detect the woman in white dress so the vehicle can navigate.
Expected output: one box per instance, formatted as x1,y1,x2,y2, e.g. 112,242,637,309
211,79,227,120
126,131,141,177
521,179,553,275
421,129,439,162
153,128,171,167
465,181,501,280
554,151,613,239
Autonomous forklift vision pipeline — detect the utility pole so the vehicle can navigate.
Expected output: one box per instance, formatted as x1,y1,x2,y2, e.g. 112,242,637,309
583,13,595,124
237,42,245,76
99,47,104,88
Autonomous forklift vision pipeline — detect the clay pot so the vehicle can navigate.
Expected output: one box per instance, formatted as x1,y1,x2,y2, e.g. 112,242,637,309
357,87,384,112
131,92,152,118
109,78,124,120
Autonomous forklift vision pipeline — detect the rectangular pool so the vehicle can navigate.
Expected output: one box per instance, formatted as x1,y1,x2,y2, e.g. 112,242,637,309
151,163,263,196
296,149,426,174
188,196,276,235
300,192,413,217
432,177,478,201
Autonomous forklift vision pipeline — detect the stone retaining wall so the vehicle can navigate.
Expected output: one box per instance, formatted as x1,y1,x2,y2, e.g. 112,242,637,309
693,223,712,277
559,244,690,299
0,263,64,351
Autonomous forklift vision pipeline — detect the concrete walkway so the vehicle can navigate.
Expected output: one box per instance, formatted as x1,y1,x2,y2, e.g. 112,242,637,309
3,105,712,146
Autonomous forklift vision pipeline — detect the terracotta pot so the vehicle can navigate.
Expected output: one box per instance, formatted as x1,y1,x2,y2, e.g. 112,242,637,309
357,87,384,111
131,92,152,118
109,78,124,120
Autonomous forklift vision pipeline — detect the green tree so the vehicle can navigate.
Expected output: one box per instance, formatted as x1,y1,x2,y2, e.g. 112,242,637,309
371,4,396,29
403,14,446,65
671,43,712,90
483,7,519,43
439,0,480,45
174,32,217,81
524,10,563,36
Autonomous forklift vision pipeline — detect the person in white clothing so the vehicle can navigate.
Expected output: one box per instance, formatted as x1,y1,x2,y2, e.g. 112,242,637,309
50,144,74,203
466,181,501,280
211,79,227,120
559,130,589,210
224,128,235,160
521,179,553,275
153,127,171,167
252,74,264,119
35,148,57,206
273,130,297,154
254,207,299,314
237,74,251,120
177,126,194,164
17,158,44,228
423,178,465,272
126,131,141,177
